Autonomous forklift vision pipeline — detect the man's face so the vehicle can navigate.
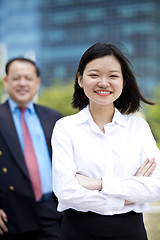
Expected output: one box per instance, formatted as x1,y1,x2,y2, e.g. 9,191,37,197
3,60,40,107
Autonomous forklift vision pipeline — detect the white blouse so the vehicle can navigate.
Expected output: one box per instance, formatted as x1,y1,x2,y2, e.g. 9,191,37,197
51,106,160,215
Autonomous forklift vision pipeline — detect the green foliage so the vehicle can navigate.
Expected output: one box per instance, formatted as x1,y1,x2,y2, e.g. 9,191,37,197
38,81,78,116
0,79,5,102
145,88,160,145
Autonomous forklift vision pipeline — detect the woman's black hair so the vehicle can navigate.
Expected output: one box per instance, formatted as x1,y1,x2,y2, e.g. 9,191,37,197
72,42,154,114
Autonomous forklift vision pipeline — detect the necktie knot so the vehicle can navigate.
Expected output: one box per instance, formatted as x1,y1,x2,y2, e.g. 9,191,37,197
19,107,27,114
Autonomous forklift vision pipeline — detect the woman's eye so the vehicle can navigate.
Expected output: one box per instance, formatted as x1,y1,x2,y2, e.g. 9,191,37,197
89,74,99,77
110,75,118,78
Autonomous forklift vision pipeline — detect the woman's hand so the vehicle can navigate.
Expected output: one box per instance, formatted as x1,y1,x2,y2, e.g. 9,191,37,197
135,158,156,177
0,209,8,235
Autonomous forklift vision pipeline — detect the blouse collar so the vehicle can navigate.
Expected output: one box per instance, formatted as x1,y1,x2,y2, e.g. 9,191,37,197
75,105,127,127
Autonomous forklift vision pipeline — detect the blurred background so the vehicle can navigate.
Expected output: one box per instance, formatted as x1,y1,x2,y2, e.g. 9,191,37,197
0,0,160,93
0,0,160,238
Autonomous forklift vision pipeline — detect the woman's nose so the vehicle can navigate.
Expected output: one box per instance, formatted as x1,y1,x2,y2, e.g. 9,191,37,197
97,78,110,88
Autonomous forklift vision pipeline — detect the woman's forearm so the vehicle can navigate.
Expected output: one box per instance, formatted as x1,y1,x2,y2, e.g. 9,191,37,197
76,174,102,190
75,158,157,205
76,174,133,205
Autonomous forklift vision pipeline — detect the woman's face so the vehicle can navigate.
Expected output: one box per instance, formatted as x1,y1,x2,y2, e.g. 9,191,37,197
78,55,124,108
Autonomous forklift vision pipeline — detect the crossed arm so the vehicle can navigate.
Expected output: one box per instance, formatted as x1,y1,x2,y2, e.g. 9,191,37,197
76,158,156,205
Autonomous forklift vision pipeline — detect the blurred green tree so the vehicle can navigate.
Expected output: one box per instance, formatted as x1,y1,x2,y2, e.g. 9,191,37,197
0,79,5,103
145,88,160,146
38,81,78,117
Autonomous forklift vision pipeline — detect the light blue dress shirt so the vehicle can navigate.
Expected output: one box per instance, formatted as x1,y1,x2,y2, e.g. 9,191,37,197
8,98,52,195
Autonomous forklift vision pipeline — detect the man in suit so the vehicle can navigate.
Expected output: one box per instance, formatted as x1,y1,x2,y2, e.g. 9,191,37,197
0,57,62,240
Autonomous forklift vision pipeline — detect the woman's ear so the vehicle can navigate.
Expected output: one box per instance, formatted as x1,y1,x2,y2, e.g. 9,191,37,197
77,72,83,88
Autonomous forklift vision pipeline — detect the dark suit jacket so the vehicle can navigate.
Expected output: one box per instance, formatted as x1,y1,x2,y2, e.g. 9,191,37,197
0,101,62,233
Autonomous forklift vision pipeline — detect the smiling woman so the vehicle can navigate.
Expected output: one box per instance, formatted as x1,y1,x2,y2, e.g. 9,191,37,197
51,42,160,240
77,55,124,119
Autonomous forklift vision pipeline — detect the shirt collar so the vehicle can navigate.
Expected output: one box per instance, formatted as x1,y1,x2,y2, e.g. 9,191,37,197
76,105,126,127
112,108,126,127
75,105,92,123
8,98,35,114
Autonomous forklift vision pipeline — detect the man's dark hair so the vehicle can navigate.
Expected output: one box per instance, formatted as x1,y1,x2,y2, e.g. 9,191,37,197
72,42,154,114
5,57,40,77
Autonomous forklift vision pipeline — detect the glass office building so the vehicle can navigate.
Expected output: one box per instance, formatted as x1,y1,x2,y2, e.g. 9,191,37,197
0,0,160,96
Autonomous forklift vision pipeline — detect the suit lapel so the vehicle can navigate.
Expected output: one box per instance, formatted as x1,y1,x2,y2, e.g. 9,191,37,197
0,101,30,178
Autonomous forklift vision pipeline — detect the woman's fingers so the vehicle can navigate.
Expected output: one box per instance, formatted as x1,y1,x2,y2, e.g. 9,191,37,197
135,158,156,177
143,161,156,177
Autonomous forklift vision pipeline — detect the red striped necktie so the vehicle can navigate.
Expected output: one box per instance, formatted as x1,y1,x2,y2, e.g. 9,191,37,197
20,107,42,201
